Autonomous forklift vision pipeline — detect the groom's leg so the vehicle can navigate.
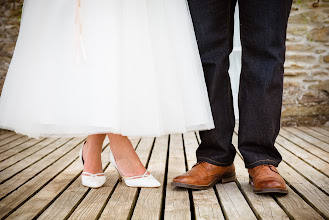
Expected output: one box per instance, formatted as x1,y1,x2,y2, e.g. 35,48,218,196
237,0,292,168
188,0,238,166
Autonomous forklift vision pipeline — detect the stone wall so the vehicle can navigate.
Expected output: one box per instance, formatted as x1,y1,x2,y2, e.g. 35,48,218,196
0,0,328,126
283,0,329,126
0,0,22,96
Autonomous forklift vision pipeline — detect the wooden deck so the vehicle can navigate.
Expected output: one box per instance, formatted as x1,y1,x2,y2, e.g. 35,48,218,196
0,126,328,220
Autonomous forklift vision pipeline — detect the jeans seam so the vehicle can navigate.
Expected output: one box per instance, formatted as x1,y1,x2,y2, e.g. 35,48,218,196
198,157,232,165
245,159,279,166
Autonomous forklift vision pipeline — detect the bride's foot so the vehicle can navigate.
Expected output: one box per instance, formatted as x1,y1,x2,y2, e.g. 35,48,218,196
107,134,160,188
79,135,106,188
81,140,104,175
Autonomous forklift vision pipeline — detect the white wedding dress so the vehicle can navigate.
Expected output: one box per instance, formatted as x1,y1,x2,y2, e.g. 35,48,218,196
0,0,214,138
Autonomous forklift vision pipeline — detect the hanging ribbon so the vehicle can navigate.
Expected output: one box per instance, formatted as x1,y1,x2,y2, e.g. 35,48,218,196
75,0,87,64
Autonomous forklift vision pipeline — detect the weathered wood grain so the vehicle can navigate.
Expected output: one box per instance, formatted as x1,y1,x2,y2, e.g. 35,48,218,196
131,136,169,220
38,138,139,220
183,132,225,220
275,186,325,220
97,137,155,220
0,134,24,147
283,127,329,152
0,132,15,141
0,137,46,162
67,138,142,220
215,182,257,220
0,136,30,154
164,134,191,220
0,138,69,182
298,127,329,144
276,135,329,177
279,129,329,163
0,126,327,219
0,138,57,171
11,139,111,220
232,133,289,220
0,137,85,219
275,143,329,194
309,127,329,137
235,127,327,219
278,162,329,219
0,137,81,198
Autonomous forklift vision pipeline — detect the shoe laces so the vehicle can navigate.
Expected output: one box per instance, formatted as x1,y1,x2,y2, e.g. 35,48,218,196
192,161,206,168
256,164,279,174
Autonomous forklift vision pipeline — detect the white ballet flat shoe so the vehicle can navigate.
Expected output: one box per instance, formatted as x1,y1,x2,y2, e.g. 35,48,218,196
79,141,106,188
108,147,161,188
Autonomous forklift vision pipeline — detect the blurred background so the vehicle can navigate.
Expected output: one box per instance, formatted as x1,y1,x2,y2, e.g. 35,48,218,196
0,0,328,127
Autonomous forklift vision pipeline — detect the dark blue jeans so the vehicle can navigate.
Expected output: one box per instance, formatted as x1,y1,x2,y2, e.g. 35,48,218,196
188,0,293,168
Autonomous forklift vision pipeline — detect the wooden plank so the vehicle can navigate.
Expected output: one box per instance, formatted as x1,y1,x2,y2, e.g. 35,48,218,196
0,137,81,198
0,137,86,219
235,126,325,219
0,136,30,153
216,127,262,219
279,129,329,163
164,134,191,220
234,156,289,219
97,137,155,220
309,127,329,137
0,134,25,148
215,182,257,220
278,162,329,219
233,129,325,220
0,132,15,141
235,126,329,193
131,136,169,220
283,127,329,152
0,130,10,135
183,132,225,220
0,137,46,162
275,143,329,194
275,135,329,177
67,138,142,220
5,138,110,220
0,138,57,171
37,138,140,220
275,186,324,220
231,133,289,220
298,127,329,144
0,138,71,183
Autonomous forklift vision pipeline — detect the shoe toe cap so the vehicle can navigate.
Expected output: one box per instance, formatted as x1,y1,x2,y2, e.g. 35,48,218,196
125,175,161,188
172,174,198,185
82,176,106,188
264,180,285,189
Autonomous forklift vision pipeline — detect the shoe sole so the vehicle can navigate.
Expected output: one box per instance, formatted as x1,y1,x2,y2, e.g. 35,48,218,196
82,184,103,189
253,188,288,194
171,173,236,190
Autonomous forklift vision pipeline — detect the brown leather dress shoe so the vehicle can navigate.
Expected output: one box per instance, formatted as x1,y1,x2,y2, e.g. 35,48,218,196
248,164,288,194
171,162,236,190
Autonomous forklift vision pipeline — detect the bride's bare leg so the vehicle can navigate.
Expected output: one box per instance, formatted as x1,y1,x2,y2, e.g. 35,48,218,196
107,133,148,177
82,134,106,175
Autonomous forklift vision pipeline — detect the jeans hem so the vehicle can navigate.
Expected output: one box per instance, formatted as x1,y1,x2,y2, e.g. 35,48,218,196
245,159,281,169
197,156,234,167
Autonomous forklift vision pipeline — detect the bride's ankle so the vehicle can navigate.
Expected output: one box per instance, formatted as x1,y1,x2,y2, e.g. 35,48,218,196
82,141,103,173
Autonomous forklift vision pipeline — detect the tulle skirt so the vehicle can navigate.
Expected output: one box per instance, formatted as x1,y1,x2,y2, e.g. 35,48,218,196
0,0,214,139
